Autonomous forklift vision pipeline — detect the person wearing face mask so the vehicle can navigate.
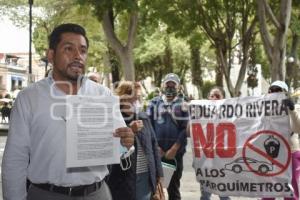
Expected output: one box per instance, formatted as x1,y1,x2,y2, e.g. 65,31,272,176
107,81,163,200
147,73,188,200
261,81,300,200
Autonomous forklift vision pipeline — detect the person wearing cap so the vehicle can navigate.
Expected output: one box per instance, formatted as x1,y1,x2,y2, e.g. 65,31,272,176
147,73,188,200
261,80,300,200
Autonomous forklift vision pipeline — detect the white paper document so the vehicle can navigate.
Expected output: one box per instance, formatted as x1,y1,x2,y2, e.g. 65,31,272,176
66,95,123,168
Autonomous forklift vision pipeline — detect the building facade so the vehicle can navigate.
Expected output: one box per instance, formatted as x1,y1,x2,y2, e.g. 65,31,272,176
0,52,46,97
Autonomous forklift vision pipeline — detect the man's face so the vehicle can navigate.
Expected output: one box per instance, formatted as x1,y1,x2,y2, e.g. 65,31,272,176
268,86,283,94
208,89,224,100
164,81,178,101
48,32,88,83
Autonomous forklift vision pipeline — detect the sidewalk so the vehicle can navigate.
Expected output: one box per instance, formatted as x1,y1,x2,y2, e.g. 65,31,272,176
0,123,8,130
0,123,8,137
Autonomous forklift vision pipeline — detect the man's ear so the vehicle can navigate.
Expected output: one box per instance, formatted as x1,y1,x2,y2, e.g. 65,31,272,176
46,49,54,65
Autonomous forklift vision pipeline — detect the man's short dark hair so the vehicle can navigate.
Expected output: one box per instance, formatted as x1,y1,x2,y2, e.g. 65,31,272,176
48,23,89,50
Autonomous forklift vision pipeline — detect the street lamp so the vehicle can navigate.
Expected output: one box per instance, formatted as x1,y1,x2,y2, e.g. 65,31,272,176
28,0,33,83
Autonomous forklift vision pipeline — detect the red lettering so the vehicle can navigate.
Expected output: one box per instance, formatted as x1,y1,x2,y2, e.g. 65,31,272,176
192,123,214,158
216,123,236,157
192,122,236,158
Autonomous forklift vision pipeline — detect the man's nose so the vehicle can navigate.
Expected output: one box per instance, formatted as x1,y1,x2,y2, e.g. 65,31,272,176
73,48,83,60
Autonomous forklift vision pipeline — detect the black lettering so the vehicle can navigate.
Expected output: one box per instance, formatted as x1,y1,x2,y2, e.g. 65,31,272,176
235,104,243,117
189,105,196,119
266,183,273,192
227,105,234,118
257,183,264,192
256,101,264,116
274,183,283,192
285,182,291,192
250,183,257,192
211,106,216,118
236,180,239,191
246,103,252,117
199,180,205,186
220,168,225,177
204,169,210,177
227,182,235,191
211,182,217,190
220,105,226,118
280,100,289,115
265,100,271,116
271,100,279,116
196,168,203,176
204,105,210,118
240,182,249,191
217,183,226,192
204,180,210,187
194,106,202,119
211,169,219,177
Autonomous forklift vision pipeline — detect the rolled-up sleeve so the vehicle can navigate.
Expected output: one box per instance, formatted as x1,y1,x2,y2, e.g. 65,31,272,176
2,94,31,200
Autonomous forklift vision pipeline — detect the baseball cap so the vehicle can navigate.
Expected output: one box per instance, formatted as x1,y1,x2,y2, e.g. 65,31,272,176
269,80,288,92
162,73,180,86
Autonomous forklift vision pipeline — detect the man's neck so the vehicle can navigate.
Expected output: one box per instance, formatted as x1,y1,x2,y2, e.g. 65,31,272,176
52,76,82,95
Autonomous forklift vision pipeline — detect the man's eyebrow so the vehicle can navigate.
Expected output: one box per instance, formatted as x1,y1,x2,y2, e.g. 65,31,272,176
62,41,87,49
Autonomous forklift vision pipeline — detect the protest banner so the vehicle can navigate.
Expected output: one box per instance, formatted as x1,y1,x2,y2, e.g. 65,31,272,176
189,93,293,198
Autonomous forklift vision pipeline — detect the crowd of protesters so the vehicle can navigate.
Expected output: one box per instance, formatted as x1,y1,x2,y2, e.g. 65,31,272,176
1,23,299,200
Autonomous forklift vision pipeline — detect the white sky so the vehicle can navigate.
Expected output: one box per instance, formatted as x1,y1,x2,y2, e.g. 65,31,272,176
0,18,30,53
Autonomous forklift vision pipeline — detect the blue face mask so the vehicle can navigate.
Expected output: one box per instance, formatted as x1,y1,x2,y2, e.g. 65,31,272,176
119,145,128,155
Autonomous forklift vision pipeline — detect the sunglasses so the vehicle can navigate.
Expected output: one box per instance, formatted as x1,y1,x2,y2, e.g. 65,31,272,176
268,86,283,93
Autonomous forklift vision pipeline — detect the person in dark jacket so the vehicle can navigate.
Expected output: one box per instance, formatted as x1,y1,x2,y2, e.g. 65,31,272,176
147,73,188,200
1,102,11,123
107,81,163,200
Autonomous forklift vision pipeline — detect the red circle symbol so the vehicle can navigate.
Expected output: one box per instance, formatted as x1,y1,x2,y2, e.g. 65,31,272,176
242,130,291,177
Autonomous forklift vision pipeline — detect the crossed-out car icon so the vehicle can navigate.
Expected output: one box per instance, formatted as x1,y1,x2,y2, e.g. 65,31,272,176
224,157,273,174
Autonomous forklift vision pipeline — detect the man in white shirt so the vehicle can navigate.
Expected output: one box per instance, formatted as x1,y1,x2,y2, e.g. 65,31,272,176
1,23,134,200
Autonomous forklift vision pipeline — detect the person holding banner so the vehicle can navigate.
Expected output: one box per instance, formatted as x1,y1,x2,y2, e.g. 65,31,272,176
107,81,163,200
199,86,231,200
147,73,188,200
261,80,300,200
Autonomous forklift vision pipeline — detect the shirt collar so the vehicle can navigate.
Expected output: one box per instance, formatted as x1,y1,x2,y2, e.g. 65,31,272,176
46,70,87,95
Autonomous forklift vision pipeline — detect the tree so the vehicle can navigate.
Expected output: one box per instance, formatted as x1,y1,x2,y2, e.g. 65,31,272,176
79,0,139,81
149,0,257,97
257,0,292,81
286,0,300,88
0,1,111,80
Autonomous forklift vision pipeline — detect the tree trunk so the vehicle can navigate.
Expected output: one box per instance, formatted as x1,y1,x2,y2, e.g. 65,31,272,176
164,36,173,73
190,43,203,99
287,34,299,87
271,45,286,81
257,0,292,81
102,9,138,81
119,49,135,81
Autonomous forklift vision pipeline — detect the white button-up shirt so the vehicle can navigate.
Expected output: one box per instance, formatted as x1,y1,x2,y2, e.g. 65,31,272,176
2,74,125,200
